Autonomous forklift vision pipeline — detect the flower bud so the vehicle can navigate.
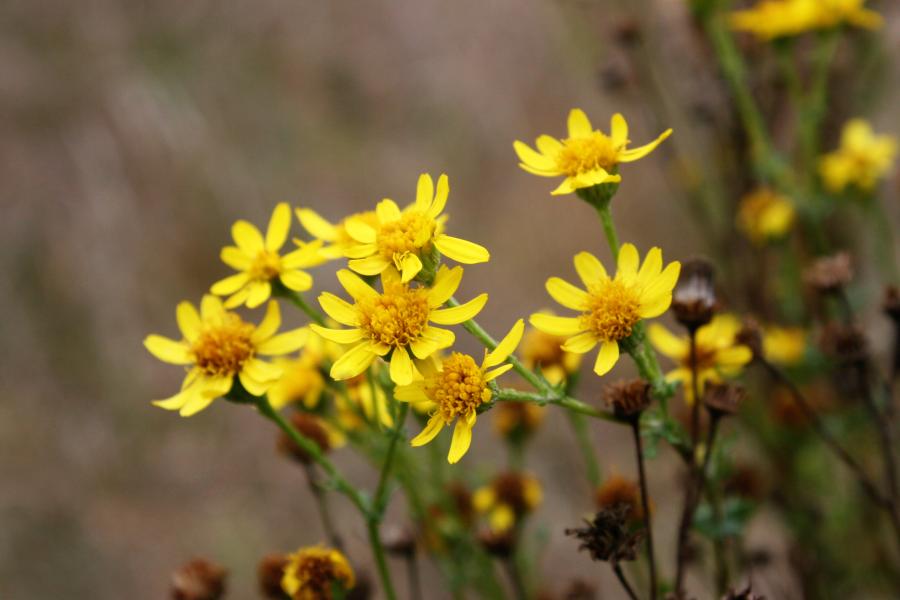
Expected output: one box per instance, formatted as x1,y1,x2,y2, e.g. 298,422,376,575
170,558,227,600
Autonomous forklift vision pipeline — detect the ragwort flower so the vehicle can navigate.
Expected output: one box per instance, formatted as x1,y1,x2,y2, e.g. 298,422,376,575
648,314,752,404
530,244,680,376
396,320,524,463
473,471,543,532
819,119,897,193
311,266,487,386
730,0,881,40
736,187,795,244
144,296,307,416
281,546,354,600
343,173,489,282
520,314,583,385
267,328,338,410
514,109,671,196
212,203,324,308
763,326,807,366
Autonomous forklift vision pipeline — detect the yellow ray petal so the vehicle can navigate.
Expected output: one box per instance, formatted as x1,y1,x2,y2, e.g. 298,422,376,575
265,202,291,251
648,323,688,359
400,253,423,283
245,281,272,308
415,173,434,212
252,300,281,343
144,335,191,364
176,301,202,342
617,243,639,280
429,293,488,325
484,363,514,382
411,415,445,447
546,277,588,311
280,270,313,292
395,381,429,403
567,108,593,138
211,272,250,296
640,262,681,300
513,141,556,171
309,325,366,345
232,220,264,254
376,198,402,223
611,113,628,147
337,269,378,301
574,251,608,286
256,328,308,356
349,255,392,276
636,247,662,287
484,319,524,368
295,208,337,241
331,342,378,380
618,128,672,162
318,292,359,326
529,313,582,336
594,341,620,376
345,217,377,244
220,246,252,270
427,265,463,307
562,331,599,354
448,416,474,463
429,173,450,218
434,235,490,264
638,293,672,319
390,346,415,385
200,295,226,323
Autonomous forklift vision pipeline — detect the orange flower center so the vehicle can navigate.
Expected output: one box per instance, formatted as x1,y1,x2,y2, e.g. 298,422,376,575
555,132,622,177
249,250,282,281
376,211,436,260
581,279,641,342
191,314,256,377
428,353,492,422
356,282,430,348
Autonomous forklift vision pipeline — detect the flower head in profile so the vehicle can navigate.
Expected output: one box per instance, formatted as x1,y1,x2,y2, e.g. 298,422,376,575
530,244,680,376
514,109,671,196
649,314,753,404
267,329,339,411
473,471,543,532
334,365,395,429
281,546,354,600
763,326,807,366
520,315,583,385
343,173,489,282
295,208,379,261
736,188,795,244
312,266,487,386
144,296,307,416
730,0,881,40
396,320,524,463
212,203,324,308
819,119,897,193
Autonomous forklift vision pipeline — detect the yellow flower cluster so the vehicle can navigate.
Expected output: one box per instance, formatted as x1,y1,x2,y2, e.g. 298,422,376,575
736,188,795,244
730,0,882,40
819,119,897,193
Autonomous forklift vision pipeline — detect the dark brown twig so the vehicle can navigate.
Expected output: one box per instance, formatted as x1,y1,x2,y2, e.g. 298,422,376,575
613,563,641,600
631,419,657,600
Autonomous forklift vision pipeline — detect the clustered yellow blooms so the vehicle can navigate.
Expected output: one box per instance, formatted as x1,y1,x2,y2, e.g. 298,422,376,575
396,320,524,463
730,0,882,40
473,471,543,532
649,315,753,404
530,244,680,376
281,546,355,600
295,208,378,261
267,328,334,410
514,109,671,196
144,297,307,416
212,203,324,308
819,119,898,193
736,188,795,244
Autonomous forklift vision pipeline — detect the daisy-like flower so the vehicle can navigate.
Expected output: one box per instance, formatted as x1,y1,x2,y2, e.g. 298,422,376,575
736,187,795,244
513,109,672,196
648,314,753,404
144,296,307,416
334,365,395,429
342,173,489,283
212,203,324,308
311,266,487,386
763,325,807,366
730,0,881,40
267,328,338,410
819,119,897,193
281,546,355,600
529,244,680,376
395,320,525,464
473,471,543,533
295,207,379,261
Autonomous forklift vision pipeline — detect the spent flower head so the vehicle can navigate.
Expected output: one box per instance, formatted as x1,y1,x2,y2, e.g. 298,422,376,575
396,320,524,463
212,203,324,308
170,558,227,600
530,244,680,376
514,109,671,196
281,546,355,600
144,296,307,416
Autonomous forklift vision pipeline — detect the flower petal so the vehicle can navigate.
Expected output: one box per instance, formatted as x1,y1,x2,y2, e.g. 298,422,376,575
648,323,687,359
429,174,450,218
593,341,620,376
484,319,524,368
265,202,291,251
434,235,490,264
415,173,434,212
330,342,378,380
562,331,599,354
567,108,593,138
618,128,673,162
638,293,672,319
144,335,191,364
211,272,250,295
337,269,378,301
252,301,281,343
430,294,488,325
513,141,556,171
318,293,360,326
200,295,226,323
395,381,429,403
484,363,514,382
410,415,445,447
310,324,366,345
617,243,639,280
400,253,423,283
296,208,337,241
239,370,270,397
574,251,608,286
257,328,308,356
243,358,283,384
232,220,264,254
245,281,272,308
176,301,202,342
546,277,588,311
611,113,628,147
427,265,463,307
376,198,402,223
637,247,663,287
390,346,415,385
349,255,391,277
529,313,582,336
345,217,376,244
220,246,252,270
448,416,474,463
280,270,313,292
641,262,681,300
281,240,324,269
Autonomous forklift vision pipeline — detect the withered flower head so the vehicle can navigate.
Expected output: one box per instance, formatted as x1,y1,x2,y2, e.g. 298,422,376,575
478,529,516,558
735,318,763,362
565,505,644,564
257,554,289,599
381,525,416,557
605,379,652,421
671,258,717,331
594,474,645,522
883,286,900,322
491,472,541,516
721,584,765,600
703,382,746,418
171,558,227,600
804,252,853,294
278,412,332,464
819,322,868,366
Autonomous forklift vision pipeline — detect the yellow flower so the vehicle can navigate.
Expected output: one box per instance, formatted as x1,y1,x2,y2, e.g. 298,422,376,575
763,326,807,366
736,188,795,244
520,315,583,385
648,314,753,404
334,365,395,429
295,208,379,261
530,244,680,376
396,320,524,464
473,471,543,533
212,203,324,308
513,109,671,196
281,546,355,600
819,119,897,193
342,173,490,283
267,328,336,410
144,296,307,416
730,0,881,40
311,266,487,386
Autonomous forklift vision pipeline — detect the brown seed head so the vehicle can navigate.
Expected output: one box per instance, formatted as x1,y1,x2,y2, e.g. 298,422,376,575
804,252,853,294
671,258,717,331
171,558,227,600
446,481,475,524
491,472,539,516
478,528,516,558
605,379,652,421
278,413,332,464
703,382,745,418
594,474,645,522
257,554,288,599
819,322,868,366
565,505,644,564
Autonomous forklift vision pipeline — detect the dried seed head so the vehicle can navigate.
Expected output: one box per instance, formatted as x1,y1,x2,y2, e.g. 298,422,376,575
735,318,763,362
478,529,516,558
278,413,332,464
257,554,288,599
446,481,475,524
671,258,717,331
594,474,645,522
819,322,868,366
170,558,227,600
804,252,853,294
381,525,416,557
703,382,746,418
565,505,644,564
605,379,652,421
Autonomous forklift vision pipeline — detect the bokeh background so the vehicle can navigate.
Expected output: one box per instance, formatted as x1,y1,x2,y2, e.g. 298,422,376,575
2,0,899,598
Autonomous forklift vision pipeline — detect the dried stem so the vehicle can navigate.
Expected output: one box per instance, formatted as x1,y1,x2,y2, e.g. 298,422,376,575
612,563,641,600
631,419,657,600
302,463,343,550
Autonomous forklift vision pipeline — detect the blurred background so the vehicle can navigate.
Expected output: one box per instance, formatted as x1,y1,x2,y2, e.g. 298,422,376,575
2,0,899,598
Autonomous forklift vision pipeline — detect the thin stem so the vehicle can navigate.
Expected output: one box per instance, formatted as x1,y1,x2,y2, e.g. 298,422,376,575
495,388,619,423
566,411,602,487
612,564,641,600
631,419,657,600
302,464,344,550
594,202,621,260
859,364,900,511
373,403,410,515
502,557,528,600
278,288,326,326
366,520,398,600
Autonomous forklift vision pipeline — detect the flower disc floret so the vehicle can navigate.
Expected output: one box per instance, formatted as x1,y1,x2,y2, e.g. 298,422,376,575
357,282,431,348
191,314,256,377
582,279,642,342
429,353,493,422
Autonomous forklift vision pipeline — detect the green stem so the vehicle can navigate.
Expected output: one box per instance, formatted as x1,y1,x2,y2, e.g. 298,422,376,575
594,202,621,260
566,411,602,487
373,403,410,515
495,388,619,423
366,519,398,600
278,288,326,326
801,31,840,179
